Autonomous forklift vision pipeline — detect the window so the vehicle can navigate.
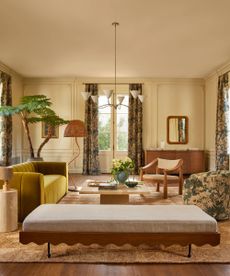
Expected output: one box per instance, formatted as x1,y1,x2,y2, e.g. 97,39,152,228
98,96,111,150
98,94,129,152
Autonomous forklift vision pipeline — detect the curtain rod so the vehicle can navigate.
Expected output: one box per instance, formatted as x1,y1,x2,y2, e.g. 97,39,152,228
82,82,144,85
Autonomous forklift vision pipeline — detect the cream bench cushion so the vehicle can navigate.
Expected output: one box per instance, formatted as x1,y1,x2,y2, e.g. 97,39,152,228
22,204,218,233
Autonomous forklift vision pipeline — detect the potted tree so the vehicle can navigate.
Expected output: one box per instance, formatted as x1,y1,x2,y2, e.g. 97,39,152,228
0,95,69,160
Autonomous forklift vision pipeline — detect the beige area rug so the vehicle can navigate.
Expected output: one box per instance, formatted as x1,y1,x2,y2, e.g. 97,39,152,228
0,176,229,263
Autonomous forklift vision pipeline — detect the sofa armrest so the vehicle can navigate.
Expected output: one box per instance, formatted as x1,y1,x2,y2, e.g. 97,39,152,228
10,172,45,222
35,162,68,193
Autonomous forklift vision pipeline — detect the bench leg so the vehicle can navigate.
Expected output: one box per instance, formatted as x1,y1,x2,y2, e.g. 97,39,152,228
48,242,51,258
188,244,192,258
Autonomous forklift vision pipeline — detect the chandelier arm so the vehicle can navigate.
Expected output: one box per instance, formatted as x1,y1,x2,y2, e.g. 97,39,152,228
98,102,129,109
98,103,113,109
114,104,129,109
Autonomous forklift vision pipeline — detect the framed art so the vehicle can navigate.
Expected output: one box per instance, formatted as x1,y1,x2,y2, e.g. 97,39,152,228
41,122,59,138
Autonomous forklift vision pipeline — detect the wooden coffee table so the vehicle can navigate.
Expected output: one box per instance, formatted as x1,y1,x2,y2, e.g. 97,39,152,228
78,180,152,204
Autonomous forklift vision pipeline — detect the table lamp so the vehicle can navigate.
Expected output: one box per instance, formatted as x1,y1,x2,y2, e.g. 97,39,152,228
64,120,86,191
0,167,13,191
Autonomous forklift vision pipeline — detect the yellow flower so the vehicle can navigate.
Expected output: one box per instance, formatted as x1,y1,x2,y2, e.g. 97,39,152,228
125,157,132,162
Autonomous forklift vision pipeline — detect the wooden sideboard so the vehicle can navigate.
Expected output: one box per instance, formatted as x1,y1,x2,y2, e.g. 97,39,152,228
144,150,205,174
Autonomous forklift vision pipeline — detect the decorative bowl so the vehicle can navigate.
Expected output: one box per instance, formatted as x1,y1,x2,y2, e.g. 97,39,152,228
125,181,139,188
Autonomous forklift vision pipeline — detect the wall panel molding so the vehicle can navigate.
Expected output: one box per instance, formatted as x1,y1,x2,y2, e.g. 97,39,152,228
22,77,206,173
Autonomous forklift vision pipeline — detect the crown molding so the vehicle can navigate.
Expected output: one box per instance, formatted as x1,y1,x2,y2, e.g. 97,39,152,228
0,60,22,79
205,60,230,80
23,77,204,86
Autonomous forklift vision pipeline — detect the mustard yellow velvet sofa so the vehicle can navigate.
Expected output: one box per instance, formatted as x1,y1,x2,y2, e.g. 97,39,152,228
0,161,68,222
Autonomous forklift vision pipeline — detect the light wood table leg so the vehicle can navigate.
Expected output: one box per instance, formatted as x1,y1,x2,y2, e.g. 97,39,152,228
100,194,129,204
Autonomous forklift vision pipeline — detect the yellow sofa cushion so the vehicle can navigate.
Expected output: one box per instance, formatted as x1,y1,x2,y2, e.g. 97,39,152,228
44,175,67,203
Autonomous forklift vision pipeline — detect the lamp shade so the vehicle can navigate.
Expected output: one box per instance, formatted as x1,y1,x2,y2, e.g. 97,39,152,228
0,167,13,181
64,120,86,137
130,90,140,99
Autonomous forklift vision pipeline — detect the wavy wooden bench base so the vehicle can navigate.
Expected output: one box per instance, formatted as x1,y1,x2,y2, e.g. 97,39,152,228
19,231,220,258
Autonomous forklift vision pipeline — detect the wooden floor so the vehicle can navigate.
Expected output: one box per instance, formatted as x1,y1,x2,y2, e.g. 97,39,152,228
0,174,229,276
0,263,230,276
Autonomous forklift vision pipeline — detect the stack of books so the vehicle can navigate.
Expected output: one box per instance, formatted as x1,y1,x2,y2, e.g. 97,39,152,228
98,183,117,190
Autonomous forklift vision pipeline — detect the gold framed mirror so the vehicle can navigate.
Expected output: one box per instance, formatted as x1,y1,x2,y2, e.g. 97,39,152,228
167,116,188,144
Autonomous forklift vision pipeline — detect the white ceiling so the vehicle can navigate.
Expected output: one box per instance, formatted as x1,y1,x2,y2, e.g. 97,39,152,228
0,0,230,78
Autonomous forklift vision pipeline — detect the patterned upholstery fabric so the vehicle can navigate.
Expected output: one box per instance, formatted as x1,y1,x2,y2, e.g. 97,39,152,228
183,170,230,220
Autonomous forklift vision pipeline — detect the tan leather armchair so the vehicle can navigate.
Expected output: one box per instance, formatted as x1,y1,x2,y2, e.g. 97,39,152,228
140,158,183,199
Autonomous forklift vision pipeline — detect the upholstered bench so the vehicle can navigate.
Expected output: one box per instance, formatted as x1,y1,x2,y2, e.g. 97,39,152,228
20,204,220,258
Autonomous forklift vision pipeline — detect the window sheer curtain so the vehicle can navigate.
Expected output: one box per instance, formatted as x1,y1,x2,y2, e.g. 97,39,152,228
128,83,143,174
83,83,100,175
215,72,229,170
0,71,12,166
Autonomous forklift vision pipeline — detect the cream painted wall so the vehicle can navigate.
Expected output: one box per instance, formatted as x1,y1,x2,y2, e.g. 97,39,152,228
23,77,204,172
0,62,23,162
204,62,230,170
157,83,204,150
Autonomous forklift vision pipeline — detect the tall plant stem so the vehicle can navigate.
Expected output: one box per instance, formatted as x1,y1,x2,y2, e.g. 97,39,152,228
20,113,34,158
37,125,52,158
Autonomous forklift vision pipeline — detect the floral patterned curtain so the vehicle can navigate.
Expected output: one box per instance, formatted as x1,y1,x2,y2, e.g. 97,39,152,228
128,83,143,174
215,72,229,170
0,71,12,166
83,84,100,175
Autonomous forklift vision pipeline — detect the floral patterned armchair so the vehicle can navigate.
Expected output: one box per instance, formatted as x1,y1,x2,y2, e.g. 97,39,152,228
183,170,230,220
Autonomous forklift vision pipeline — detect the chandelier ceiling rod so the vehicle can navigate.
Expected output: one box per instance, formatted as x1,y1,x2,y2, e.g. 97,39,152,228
81,22,144,108
113,22,118,107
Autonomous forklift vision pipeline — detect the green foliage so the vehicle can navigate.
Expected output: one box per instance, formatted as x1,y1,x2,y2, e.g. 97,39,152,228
117,116,128,151
0,94,69,158
0,94,68,126
0,106,20,116
98,112,128,151
98,116,111,150
41,115,68,126
21,95,52,111
117,132,128,151
111,157,134,176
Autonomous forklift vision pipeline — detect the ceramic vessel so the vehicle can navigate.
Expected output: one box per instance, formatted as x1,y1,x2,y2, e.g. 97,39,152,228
115,170,129,184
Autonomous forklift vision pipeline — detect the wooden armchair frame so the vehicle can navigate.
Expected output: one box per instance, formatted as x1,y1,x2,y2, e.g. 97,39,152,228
140,158,183,199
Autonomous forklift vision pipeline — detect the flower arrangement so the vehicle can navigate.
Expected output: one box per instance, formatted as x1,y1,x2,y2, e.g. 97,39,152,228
111,157,135,182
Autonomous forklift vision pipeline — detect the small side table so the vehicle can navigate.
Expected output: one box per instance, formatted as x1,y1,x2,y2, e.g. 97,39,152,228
0,189,18,232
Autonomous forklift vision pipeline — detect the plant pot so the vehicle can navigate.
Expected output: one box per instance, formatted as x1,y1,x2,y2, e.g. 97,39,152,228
27,157,44,162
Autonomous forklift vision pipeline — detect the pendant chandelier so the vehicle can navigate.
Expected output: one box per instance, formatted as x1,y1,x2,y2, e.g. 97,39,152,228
81,22,144,109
